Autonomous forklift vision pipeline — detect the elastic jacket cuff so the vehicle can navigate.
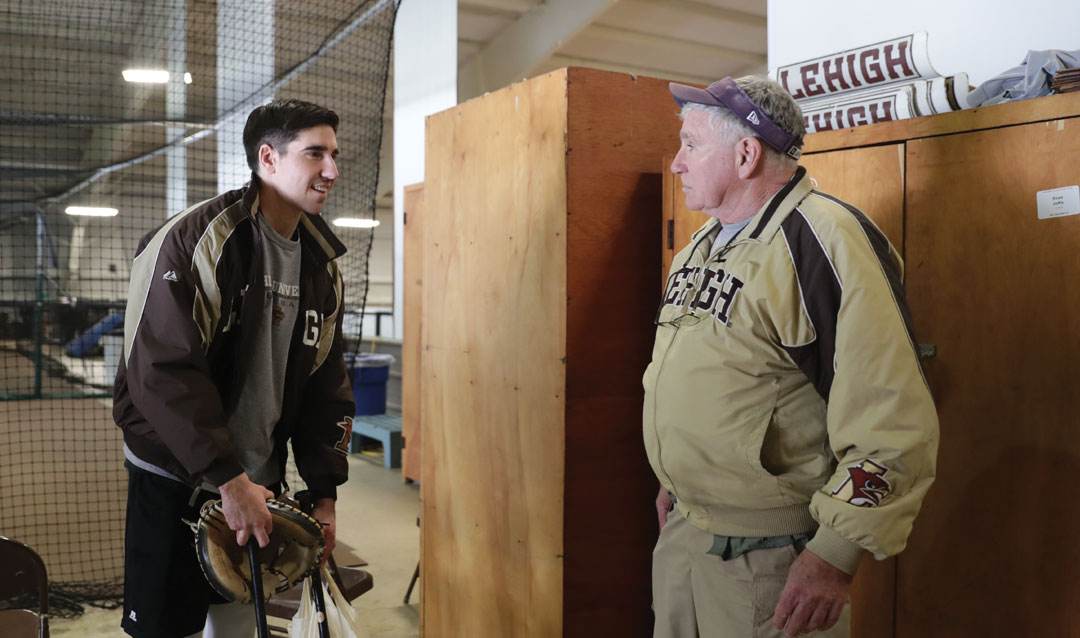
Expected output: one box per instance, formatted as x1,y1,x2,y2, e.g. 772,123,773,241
308,485,338,502
203,459,246,489
805,525,866,576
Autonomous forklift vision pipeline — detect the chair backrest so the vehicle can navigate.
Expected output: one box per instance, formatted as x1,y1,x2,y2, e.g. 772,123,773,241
0,536,49,626
324,554,372,602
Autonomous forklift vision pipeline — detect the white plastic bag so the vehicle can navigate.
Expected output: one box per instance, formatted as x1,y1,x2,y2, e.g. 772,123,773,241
289,566,364,638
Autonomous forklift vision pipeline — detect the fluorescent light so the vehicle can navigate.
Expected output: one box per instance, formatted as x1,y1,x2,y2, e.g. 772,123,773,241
122,69,192,84
123,69,170,83
333,218,380,228
66,206,118,217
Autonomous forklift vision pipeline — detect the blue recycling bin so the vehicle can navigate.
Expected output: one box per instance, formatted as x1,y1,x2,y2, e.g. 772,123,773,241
344,353,395,415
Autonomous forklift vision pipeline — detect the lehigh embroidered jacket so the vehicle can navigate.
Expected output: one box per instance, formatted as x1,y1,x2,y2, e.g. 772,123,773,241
643,167,938,574
113,181,354,501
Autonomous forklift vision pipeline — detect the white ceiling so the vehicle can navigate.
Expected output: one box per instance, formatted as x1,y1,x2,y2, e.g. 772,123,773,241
456,0,767,98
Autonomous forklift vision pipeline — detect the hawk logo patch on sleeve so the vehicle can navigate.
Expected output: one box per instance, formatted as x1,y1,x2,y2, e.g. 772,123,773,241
333,416,353,455
831,459,892,507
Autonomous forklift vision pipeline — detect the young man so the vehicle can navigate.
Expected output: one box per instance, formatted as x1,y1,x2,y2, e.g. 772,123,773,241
644,76,939,637
114,99,355,638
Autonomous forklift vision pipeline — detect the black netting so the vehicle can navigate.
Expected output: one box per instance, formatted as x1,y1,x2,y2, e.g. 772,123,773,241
0,0,397,611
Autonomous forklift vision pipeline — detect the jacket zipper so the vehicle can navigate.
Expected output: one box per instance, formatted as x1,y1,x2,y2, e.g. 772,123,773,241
652,226,753,501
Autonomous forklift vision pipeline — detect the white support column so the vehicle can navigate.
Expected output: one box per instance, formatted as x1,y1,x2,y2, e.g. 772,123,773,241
392,0,457,339
217,0,274,192
166,0,187,217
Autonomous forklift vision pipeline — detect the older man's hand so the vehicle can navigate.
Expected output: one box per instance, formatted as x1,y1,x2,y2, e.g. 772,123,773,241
655,487,673,531
772,549,852,637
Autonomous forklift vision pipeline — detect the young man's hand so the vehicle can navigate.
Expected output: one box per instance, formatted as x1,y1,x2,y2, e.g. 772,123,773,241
313,498,337,565
219,473,274,547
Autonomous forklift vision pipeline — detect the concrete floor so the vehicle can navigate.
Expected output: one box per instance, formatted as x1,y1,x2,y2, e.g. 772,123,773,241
51,454,421,637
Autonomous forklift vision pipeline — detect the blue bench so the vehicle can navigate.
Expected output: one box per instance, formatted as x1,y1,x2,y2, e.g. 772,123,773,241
350,413,402,469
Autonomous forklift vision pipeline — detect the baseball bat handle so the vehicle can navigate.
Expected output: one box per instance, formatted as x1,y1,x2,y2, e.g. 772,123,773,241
247,538,270,638
312,569,331,638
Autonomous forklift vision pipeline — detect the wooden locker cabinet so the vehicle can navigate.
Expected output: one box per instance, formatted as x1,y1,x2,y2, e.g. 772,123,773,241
402,183,423,484
420,68,675,638
663,92,1080,637
898,116,1080,638
805,94,1080,637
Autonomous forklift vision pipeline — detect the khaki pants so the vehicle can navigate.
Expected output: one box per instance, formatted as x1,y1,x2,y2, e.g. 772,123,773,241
652,513,850,638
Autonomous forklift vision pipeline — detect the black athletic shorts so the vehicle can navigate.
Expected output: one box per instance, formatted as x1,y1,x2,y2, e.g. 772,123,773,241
121,463,282,638
121,463,227,638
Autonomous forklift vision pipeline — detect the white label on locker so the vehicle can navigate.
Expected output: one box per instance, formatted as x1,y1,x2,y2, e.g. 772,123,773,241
1036,185,1080,220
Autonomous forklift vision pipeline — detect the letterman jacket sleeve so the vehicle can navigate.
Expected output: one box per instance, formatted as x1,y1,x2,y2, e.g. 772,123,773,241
121,218,245,487
780,195,939,575
291,259,354,501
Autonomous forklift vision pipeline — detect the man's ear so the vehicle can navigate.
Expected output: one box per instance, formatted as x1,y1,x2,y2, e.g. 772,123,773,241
257,143,277,176
735,137,765,179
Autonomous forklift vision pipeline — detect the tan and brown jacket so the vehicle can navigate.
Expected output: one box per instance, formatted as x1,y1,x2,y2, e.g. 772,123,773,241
113,181,354,501
643,167,938,574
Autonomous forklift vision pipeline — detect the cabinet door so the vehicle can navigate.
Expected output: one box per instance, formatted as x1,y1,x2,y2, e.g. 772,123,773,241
661,155,707,287
800,143,905,638
900,119,1080,636
799,145,905,246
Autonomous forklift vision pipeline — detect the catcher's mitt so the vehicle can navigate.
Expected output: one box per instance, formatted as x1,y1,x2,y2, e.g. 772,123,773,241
190,498,325,603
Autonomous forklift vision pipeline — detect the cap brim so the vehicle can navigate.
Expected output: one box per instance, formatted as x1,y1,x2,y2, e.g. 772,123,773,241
669,82,718,108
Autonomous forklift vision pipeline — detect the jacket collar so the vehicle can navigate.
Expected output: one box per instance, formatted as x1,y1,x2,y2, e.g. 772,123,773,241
742,165,813,243
242,177,348,264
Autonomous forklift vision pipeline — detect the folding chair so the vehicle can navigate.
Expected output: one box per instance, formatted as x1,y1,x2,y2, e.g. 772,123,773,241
0,536,49,637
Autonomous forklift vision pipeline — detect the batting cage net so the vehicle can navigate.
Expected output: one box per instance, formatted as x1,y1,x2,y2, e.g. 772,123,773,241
0,0,396,615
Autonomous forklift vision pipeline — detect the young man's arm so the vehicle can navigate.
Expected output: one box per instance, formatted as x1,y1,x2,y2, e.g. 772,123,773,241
291,261,354,557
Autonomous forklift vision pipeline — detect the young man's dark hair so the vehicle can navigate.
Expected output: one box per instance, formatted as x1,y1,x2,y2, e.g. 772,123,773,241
242,99,340,172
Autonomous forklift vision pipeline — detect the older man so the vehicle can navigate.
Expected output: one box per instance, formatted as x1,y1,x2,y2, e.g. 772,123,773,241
643,76,938,637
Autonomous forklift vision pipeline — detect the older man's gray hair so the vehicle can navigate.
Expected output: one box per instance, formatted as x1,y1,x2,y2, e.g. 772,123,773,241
681,75,806,167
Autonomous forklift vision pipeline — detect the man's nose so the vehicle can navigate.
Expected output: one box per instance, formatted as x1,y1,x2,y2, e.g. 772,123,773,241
323,158,339,180
670,155,684,174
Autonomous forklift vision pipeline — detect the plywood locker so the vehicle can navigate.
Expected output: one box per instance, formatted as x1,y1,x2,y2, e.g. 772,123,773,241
798,144,906,638
402,183,424,484
421,68,677,637
898,116,1080,637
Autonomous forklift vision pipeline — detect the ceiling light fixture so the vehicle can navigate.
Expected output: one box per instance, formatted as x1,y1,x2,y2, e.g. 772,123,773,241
65,206,119,217
333,218,380,229
122,69,193,84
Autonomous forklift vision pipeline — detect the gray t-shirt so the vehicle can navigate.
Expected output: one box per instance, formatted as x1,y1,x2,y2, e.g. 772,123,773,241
127,212,303,492
710,216,753,256
214,212,303,488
